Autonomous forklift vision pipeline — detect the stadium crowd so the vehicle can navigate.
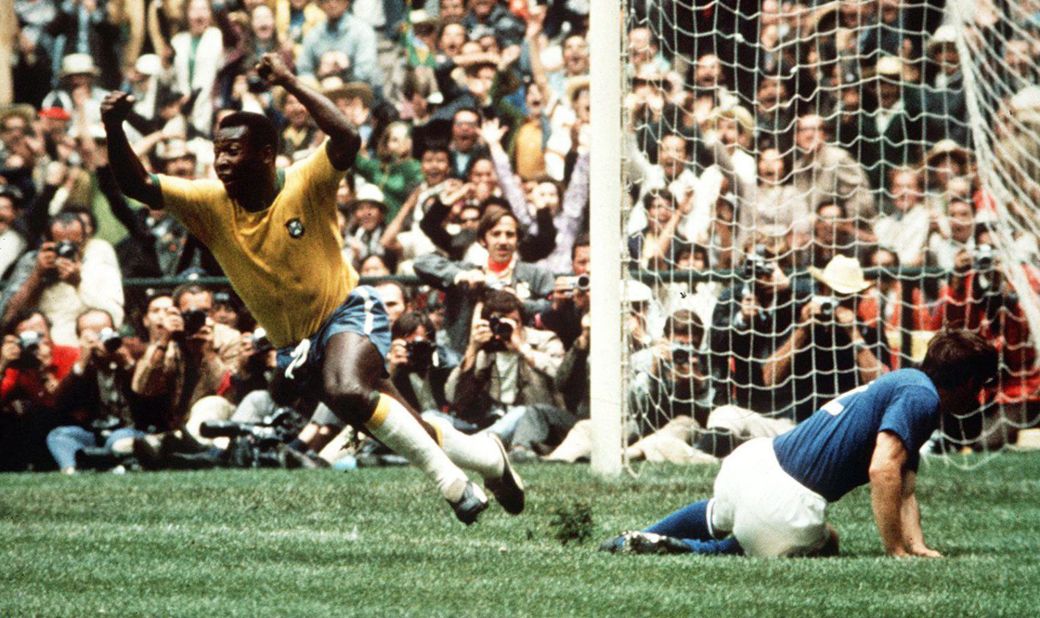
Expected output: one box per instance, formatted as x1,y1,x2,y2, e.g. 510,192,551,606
0,0,1038,473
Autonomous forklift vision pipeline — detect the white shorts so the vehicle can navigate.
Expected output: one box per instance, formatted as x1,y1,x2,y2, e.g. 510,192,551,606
710,437,829,557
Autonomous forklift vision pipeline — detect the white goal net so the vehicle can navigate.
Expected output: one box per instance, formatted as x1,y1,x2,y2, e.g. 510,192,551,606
609,0,1040,469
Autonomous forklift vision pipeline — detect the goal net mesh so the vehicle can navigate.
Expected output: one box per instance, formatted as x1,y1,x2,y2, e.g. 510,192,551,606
619,0,1040,468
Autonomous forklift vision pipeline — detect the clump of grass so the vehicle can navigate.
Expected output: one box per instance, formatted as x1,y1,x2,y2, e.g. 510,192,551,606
549,500,594,545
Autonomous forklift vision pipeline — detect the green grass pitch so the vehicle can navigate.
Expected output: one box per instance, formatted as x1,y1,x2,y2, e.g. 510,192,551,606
1,453,1039,617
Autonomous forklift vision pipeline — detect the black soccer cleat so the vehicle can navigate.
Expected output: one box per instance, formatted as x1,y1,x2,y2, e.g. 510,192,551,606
599,531,693,555
485,433,526,515
449,481,489,525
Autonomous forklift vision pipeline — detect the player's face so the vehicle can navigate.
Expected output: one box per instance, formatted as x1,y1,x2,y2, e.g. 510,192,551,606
214,126,270,197
482,216,518,263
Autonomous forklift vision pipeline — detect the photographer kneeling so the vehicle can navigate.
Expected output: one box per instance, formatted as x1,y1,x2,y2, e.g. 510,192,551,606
447,290,567,461
46,309,143,473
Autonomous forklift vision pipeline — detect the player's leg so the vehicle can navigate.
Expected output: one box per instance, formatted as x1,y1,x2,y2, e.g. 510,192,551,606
374,376,523,513
600,498,744,555
320,331,487,524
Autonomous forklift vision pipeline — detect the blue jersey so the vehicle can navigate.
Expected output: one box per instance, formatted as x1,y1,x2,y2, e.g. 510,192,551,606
772,369,941,502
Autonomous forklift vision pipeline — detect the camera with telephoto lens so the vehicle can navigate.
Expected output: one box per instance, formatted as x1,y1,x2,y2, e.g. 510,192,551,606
55,241,78,260
815,295,839,320
98,327,123,353
199,407,309,468
180,309,208,337
405,338,435,373
974,244,996,272
485,316,515,352
11,331,43,369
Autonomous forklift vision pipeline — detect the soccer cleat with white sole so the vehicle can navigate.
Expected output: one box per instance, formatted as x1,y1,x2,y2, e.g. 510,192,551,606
449,481,489,525
598,531,692,555
484,433,525,515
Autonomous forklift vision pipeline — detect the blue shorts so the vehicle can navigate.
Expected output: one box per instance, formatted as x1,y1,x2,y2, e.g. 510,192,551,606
275,285,391,385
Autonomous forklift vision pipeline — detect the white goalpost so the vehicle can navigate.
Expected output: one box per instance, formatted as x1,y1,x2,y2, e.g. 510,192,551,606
588,0,625,477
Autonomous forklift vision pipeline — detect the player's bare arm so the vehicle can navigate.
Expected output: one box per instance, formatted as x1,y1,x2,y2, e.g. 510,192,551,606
869,430,913,557
100,91,163,209
900,470,942,558
254,53,360,171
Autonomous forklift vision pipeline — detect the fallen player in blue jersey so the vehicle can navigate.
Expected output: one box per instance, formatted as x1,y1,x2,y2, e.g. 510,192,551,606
601,329,998,558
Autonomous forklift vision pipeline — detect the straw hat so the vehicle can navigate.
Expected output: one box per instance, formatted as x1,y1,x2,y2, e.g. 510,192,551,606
874,55,904,79
927,25,958,53
60,53,100,78
810,255,872,295
348,183,387,212
134,54,163,77
924,139,970,168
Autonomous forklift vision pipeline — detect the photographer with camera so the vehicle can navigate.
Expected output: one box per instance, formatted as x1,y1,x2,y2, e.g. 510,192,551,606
388,311,457,415
0,212,124,347
929,238,1040,449
45,308,145,473
708,241,810,418
0,309,80,470
130,293,230,438
763,255,888,423
446,289,567,461
534,235,590,349
414,208,555,356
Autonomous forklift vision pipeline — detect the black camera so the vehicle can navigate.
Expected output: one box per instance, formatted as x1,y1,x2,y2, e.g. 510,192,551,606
816,295,839,320
11,331,43,369
246,74,268,94
181,309,208,337
670,344,697,367
55,241,78,260
405,338,436,373
485,316,515,352
740,253,771,281
98,327,123,353
974,244,996,272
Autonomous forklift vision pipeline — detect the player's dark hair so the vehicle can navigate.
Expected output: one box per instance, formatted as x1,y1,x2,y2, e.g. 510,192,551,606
218,111,279,153
481,289,524,320
665,309,705,347
392,310,435,339
920,329,998,390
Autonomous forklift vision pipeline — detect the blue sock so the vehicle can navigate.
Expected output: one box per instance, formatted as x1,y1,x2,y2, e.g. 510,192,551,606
644,499,714,540
680,537,743,555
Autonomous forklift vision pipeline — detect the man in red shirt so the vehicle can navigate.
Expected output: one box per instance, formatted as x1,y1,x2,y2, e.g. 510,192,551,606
0,308,79,470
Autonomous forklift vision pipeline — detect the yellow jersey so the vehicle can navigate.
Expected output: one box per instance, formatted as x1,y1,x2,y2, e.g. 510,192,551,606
155,143,358,348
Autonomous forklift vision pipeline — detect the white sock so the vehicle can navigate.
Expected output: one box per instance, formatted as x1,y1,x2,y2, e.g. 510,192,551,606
425,414,505,480
365,395,469,502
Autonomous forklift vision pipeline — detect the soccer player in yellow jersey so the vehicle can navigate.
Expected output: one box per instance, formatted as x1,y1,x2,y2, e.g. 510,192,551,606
100,53,523,525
